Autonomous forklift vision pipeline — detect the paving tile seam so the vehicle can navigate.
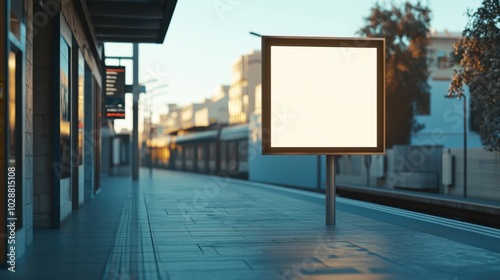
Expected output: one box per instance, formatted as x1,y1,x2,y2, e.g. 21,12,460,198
143,191,164,279
100,192,161,280
100,192,132,280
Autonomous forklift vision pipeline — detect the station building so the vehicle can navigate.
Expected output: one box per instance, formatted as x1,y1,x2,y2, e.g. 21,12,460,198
0,0,176,265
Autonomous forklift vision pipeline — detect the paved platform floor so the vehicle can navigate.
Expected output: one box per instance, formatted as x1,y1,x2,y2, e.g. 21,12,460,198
2,169,500,279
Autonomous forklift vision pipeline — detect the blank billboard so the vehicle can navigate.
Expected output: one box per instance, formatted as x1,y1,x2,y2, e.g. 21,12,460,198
262,37,385,155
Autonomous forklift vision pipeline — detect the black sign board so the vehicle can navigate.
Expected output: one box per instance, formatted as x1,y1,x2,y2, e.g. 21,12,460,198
104,66,126,119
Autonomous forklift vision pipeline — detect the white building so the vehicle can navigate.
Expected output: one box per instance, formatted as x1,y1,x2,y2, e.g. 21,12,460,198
159,85,229,133
180,103,204,129
411,30,482,148
160,105,181,134
158,50,261,131
194,85,230,127
228,50,261,124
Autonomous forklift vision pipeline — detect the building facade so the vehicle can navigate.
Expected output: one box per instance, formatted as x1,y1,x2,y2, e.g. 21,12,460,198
194,85,230,127
159,85,229,134
412,31,482,148
1,0,105,263
228,50,261,124
0,0,176,265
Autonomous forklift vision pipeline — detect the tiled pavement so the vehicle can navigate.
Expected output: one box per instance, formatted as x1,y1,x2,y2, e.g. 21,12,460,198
2,168,500,279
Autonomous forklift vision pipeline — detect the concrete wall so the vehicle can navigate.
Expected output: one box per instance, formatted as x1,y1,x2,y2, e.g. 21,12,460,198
336,156,365,186
248,114,325,190
335,147,500,202
446,148,500,201
23,0,34,251
84,67,95,201
33,2,56,229
32,0,102,228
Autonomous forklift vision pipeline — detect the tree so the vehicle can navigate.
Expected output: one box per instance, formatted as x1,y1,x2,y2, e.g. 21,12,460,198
358,1,431,148
449,0,500,151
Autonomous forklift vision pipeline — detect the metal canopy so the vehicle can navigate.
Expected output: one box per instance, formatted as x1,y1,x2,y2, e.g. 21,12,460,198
84,0,177,43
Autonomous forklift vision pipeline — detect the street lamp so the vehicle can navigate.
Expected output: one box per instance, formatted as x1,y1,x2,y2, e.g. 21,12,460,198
142,79,168,178
249,31,262,38
444,94,467,198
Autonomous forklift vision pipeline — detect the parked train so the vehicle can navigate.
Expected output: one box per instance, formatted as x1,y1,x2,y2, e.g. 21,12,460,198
148,115,327,190
148,124,250,179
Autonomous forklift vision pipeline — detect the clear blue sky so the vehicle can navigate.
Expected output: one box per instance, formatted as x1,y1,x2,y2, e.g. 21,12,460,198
106,0,483,130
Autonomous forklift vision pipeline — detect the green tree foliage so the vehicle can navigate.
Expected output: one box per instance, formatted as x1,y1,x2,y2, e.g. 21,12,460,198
449,0,500,151
358,1,431,148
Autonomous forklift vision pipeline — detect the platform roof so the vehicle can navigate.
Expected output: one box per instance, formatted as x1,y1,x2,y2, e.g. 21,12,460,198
82,0,177,43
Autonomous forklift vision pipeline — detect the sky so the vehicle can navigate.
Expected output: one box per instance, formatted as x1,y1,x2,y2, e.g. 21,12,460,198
105,0,483,132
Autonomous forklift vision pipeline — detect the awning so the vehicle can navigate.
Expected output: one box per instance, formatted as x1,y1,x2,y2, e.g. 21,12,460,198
220,124,249,141
176,130,219,145
83,0,177,43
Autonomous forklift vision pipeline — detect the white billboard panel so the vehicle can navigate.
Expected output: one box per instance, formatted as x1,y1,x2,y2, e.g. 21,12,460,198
262,37,385,154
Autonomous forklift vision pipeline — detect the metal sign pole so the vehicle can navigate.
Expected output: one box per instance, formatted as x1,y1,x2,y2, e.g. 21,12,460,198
326,155,336,225
132,43,139,180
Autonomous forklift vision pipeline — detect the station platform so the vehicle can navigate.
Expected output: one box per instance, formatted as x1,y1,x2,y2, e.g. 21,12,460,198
2,168,500,280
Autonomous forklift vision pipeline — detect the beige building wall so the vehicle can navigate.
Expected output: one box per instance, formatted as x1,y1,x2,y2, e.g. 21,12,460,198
206,85,229,125
160,85,230,133
254,84,262,115
181,103,203,129
229,50,261,124
165,110,181,133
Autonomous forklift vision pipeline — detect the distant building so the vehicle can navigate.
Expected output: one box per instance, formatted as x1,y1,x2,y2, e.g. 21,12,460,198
254,84,262,115
228,50,261,124
159,85,229,133
194,85,230,127
158,50,262,130
411,30,482,148
180,103,204,129
161,104,181,133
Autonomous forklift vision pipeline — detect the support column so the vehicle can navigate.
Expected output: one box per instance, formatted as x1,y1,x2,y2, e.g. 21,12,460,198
326,155,336,225
132,43,139,180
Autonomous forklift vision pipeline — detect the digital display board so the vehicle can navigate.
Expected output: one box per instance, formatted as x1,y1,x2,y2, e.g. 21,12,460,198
104,66,126,119
262,36,385,155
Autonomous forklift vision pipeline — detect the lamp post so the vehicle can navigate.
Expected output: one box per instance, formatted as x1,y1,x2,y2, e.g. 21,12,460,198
249,31,262,38
444,94,467,198
142,81,168,178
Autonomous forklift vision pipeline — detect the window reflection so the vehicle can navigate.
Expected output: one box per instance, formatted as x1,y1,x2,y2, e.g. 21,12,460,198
8,51,16,166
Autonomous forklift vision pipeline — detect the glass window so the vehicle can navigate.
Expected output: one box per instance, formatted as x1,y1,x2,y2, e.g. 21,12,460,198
8,52,16,167
198,146,204,161
78,51,84,165
238,140,248,162
8,49,23,229
220,142,227,164
59,36,71,179
416,93,430,115
209,143,216,161
228,142,238,162
437,50,449,69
